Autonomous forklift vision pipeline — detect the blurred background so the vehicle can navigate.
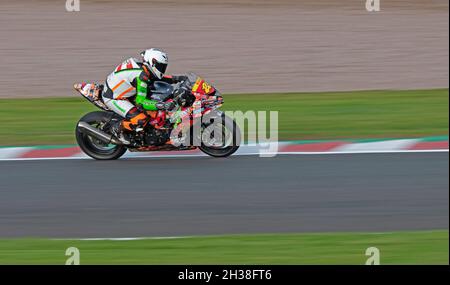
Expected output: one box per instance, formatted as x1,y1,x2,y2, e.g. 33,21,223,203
0,0,448,97
0,0,448,145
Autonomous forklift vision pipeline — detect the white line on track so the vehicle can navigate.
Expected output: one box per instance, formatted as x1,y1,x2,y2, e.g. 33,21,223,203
0,149,447,161
53,236,191,241
53,229,450,241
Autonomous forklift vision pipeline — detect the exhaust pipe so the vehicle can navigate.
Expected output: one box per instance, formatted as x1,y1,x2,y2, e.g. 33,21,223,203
77,121,123,145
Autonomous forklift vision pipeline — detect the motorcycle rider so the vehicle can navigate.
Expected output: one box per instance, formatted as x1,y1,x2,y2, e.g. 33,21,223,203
102,48,187,144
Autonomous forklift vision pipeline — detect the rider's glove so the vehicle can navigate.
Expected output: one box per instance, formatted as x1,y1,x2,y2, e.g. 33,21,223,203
174,86,193,107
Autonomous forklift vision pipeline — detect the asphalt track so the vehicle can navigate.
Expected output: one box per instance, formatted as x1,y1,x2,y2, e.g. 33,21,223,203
0,152,448,238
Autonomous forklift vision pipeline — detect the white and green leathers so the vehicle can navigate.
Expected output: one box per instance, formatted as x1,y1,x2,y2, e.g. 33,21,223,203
102,57,160,118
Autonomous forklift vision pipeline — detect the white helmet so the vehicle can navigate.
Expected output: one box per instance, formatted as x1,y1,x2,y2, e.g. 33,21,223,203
141,48,168,80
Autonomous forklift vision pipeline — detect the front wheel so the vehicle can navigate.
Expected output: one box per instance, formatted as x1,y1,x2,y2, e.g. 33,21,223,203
199,113,241,157
75,111,127,160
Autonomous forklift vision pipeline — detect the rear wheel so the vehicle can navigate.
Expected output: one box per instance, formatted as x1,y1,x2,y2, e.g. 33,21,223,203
199,113,241,157
75,111,127,160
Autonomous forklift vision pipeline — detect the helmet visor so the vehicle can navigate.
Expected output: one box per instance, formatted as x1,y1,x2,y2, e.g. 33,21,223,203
152,59,167,74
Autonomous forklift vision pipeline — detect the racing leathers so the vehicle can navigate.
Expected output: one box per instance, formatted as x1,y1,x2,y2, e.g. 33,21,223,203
102,57,186,136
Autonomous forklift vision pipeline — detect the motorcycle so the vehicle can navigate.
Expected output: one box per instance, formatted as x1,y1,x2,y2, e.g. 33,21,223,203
74,72,241,160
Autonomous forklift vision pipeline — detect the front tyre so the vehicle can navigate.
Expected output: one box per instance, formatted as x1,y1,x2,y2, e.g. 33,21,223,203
75,111,127,160
199,113,241,157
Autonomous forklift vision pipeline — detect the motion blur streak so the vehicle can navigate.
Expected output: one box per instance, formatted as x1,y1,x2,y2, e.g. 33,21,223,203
0,0,448,98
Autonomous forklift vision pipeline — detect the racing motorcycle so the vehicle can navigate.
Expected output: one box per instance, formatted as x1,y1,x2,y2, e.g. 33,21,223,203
74,73,241,160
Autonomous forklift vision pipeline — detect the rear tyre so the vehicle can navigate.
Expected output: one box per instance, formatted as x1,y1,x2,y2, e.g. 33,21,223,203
75,111,127,160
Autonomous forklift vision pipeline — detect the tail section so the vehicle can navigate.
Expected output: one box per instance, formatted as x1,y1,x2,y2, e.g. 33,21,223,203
74,82,108,110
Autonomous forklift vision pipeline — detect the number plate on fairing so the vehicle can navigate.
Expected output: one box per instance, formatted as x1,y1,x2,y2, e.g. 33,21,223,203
191,77,215,95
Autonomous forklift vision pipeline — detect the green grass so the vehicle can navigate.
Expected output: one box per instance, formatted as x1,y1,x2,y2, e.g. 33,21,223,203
0,89,448,146
0,230,447,265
